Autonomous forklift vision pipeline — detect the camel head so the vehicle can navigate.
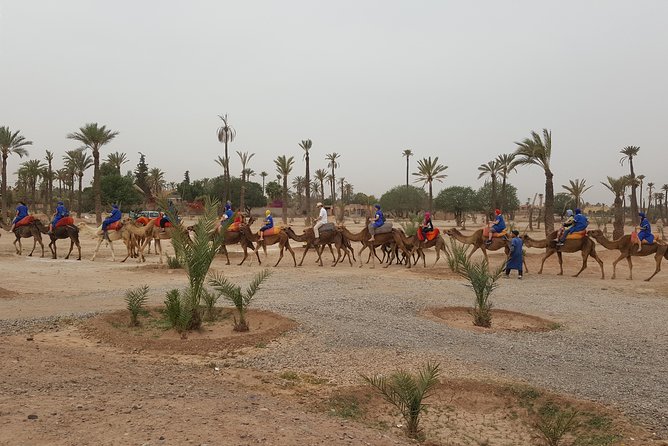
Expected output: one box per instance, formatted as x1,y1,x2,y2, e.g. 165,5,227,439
444,228,460,237
587,229,604,238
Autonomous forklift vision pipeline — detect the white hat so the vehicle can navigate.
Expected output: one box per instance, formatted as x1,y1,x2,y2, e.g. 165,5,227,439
316,202,323,206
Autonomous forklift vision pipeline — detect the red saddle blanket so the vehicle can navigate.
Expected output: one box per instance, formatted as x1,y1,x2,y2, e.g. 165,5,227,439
135,216,150,226
107,221,123,231
259,226,281,237
482,227,507,238
417,227,440,241
227,222,240,232
55,216,74,228
153,217,172,228
15,215,35,228
566,230,586,240
630,232,658,244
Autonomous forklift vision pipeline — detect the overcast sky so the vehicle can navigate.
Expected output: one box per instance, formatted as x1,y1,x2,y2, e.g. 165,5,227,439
1,0,666,205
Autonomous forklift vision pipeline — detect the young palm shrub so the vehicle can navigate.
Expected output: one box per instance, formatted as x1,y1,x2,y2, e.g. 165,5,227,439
163,288,194,335
457,257,504,327
125,285,149,326
164,289,181,327
166,255,181,269
444,238,468,273
208,269,272,331
362,362,440,440
535,403,580,446
168,196,223,330
201,288,220,322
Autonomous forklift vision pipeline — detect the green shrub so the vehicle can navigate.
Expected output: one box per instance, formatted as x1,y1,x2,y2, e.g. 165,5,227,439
444,238,468,273
535,402,580,446
456,257,504,327
201,288,220,322
166,255,182,269
362,362,440,440
164,289,182,327
209,269,272,331
125,285,149,326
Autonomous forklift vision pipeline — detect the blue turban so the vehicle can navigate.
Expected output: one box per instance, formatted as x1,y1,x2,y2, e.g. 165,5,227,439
575,208,582,214
112,204,119,209
374,204,381,210
57,201,64,206
639,212,646,218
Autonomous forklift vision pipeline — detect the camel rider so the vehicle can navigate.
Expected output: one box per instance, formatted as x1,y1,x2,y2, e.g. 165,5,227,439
10,201,29,232
420,212,434,238
102,204,122,241
221,201,234,221
556,209,575,241
558,208,588,245
485,209,505,245
636,212,654,251
259,209,274,241
49,201,69,233
368,204,385,242
313,202,328,243
160,200,179,232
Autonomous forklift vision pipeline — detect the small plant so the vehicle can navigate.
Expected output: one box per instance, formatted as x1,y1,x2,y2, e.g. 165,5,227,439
164,289,181,327
328,395,363,419
445,238,469,273
535,402,580,446
209,269,272,331
166,255,181,269
200,288,219,322
125,285,149,326
362,362,440,440
400,213,424,237
456,257,504,327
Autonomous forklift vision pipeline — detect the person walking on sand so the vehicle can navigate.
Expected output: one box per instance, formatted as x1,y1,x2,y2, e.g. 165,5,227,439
312,202,327,244
505,230,523,279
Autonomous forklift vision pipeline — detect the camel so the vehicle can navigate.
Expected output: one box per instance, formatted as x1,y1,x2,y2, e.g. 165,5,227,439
587,229,667,281
135,219,187,264
338,224,412,269
78,221,136,262
445,227,529,272
237,224,296,267
411,232,450,267
521,231,604,279
284,226,354,267
1,219,47,257
48,223,82,260
185,217,257,266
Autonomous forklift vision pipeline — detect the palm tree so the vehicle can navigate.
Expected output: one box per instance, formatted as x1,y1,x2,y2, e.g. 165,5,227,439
274,155,294,224
67,123,119,224
216,114,236,202
236,151,255,210
344,182,354,203
477,160,500,212
311,180,320,201
338,177,346,204
44,150,54,213
299,139,313,217
514,129,555,236
314,169,327,203
619,145,640,223
637,174,646,211
64,149,93,217
561,179,592,209
602,176,627,239
148,168,166,196
0,127,32,220
662,184,668,217
292,175,305,210
496,153,517,210
402,149,413,187
105,151,128,175
325,152,341,203
646,182,655,215
413,156,448,212
18,159,45,207
260,171,268,196
55,168,68,199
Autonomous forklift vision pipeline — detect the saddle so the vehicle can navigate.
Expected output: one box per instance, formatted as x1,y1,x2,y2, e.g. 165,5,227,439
15,215,35,228
260,226,281,237
107,221,123,231
227,222,241,232
55,216,74,228
417,227,440,241
482,227,507,238
153,217,172,228
566,230,587,240
630,232,657,244
318,222,335,233
373,221,393,235
135,216,150,226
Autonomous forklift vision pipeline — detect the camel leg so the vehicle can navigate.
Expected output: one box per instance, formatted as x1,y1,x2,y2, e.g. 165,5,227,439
238,245,250,266
384,247,396,268
538,249,556,274
109,240,116,262
610,253,626,280
65,240,73,260
221,245,231,265
358,245,367,268
370,245,376,269
327,244,336,262
14,237,21,255
287,241,297,267
467,244,479,261
272,244,284,267
591,250,605,279
91,238,104,261
574,250,589,277
557,251,563,275
298,246,310,267
645,251,663,282
50,239,57,259
29,238,37,257
38,236,45,258
75,239,81,261
626,256,634,280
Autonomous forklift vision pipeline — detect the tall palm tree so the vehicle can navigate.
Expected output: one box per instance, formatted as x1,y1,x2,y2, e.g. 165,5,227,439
477,160,500,212
619,145,640,223
18,159,45,207
216,114,236,202
602,176,627,239
299,139,313,217
0,127,32,220
637,174,646,211
67,123,119,224
662,184,668,216
561,179,593,209
148,168,166,196
236,151,255,210
44,150,54,213
344,182,354,203
338,177,346,204
274,155,294,224
314,169,327,203
325,152,341,203
311,180,321,201
214,155,229,184
413,156,448,212
514,129,555,236
402,149,413,187
496,153,517,210
292,175,305,210
105,151,128,175
260,171,268,196
64,149,93,217
646,182,655,215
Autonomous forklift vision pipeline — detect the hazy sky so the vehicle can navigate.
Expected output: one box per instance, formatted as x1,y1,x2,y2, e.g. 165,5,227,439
1,1,667,205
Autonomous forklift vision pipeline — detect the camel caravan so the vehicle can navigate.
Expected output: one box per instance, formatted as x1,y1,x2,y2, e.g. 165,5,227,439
2,198,667,282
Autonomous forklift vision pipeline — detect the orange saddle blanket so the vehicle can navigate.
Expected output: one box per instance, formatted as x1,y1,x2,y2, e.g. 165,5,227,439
227,222,241,232
153,217,172,228
107,221,123,231
135,216,150,226
417,227,440,241
15,215,35,228
259,226,281,237
482,227,507,238
566,230,587,240
630,232,658,244
55,216,74,228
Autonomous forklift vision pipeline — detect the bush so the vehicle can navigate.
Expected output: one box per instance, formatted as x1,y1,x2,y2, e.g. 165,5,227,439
362,362,440,440
125,285,149,326
379,185,428,217
163,288,194,335
535,402,580,446
456,257,504,327
209,269,272,331
444,239,468,273
400,213,423,237
166,255,181,269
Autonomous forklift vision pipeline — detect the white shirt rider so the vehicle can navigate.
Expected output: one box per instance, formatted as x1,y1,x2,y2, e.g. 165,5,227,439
313,203,328,240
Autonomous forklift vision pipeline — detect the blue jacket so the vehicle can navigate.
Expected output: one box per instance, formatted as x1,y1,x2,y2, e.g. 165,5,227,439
262,215,274,229
105,208,122,223
373,210,385,228
572,214,588,232
639,217,651,236
507,237,523,270
52,204,69,225
492,215,506,232
16,204,28,219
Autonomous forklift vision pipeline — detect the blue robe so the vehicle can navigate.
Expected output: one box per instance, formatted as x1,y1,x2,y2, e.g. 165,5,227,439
638,217,654,244
13,204,28,224
260,215,274,232
492,215,506,233
372,210,385,228
102,208,122,230
52,204,69,227
507,237,523,271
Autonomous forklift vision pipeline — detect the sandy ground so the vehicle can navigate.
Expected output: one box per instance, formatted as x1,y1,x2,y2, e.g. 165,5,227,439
0,219,667,445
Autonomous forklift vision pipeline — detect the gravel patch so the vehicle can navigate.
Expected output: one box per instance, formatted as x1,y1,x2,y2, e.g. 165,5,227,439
0,312,99,336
